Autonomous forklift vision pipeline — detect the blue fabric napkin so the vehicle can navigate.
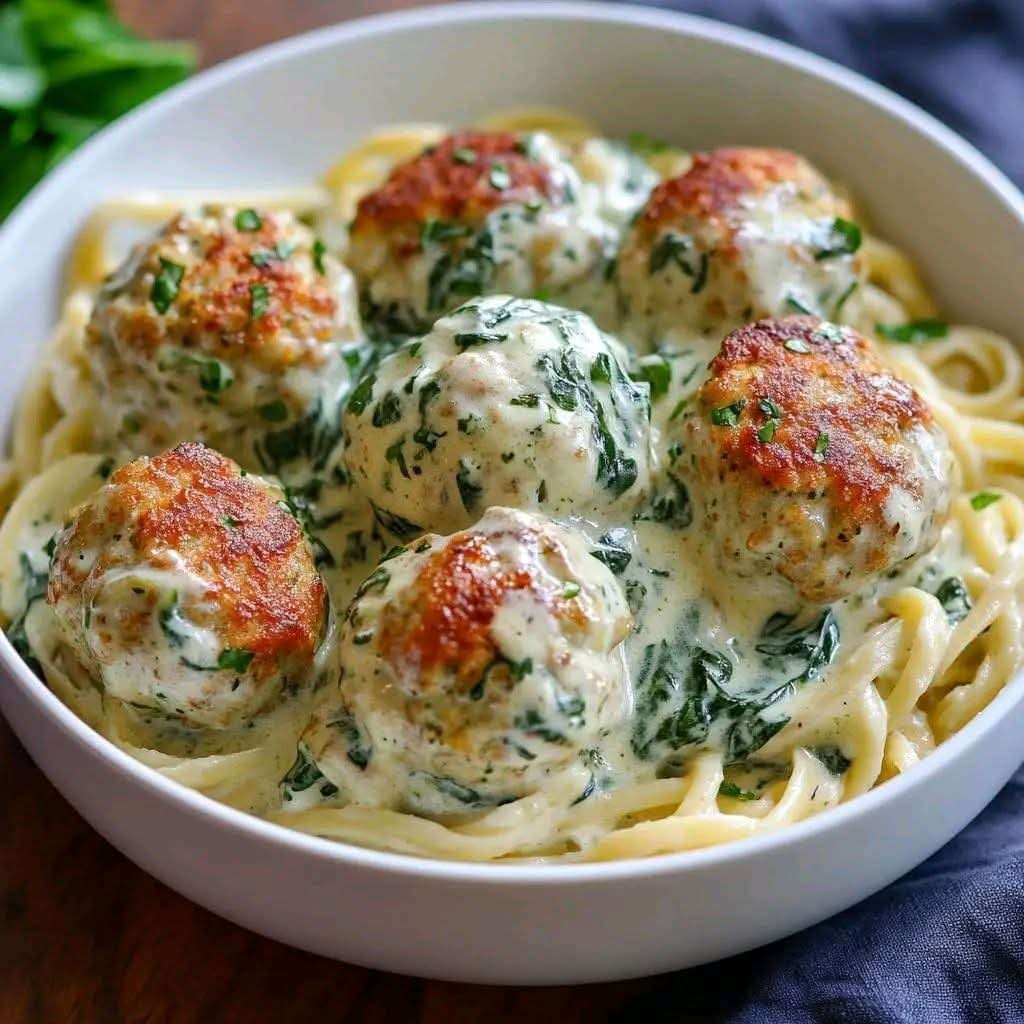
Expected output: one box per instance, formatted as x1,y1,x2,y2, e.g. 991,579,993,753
607,2,1024,1019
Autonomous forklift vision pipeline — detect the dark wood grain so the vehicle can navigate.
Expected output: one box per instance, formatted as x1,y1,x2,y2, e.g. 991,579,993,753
0,4,676,1020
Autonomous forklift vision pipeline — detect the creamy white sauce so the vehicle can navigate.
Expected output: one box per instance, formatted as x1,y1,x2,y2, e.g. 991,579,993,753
2,138,965,836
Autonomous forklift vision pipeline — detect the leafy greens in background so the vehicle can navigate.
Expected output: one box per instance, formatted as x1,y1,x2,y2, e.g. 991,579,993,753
0,0,194,219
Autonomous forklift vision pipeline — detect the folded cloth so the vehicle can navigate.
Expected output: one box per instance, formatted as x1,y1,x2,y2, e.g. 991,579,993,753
612,772,1024,1022
608,1,1024,1019
631,0,1024,188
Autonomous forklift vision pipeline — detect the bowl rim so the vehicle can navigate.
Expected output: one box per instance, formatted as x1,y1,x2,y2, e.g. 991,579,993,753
2,0,1023,887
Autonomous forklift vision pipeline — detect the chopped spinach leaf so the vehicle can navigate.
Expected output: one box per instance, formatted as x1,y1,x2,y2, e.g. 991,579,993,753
811,745,851,776
590,528,632,575
934,577,971,623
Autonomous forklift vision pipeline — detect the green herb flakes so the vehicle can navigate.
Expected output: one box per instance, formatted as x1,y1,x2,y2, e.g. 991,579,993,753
875,319,948,343
814,217,862,260
150,258,184,314
249,282,270,320
234,208,262,232
710,399,746,427
971,491,1001,511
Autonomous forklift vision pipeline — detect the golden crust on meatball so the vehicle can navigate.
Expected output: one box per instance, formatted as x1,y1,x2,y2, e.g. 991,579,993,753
378,527,589,699
49,443,325,666
686,317,952,602
88,208,342,373
617,148,863,339
352,131,563,241
697,316,930,517
636,148,825,245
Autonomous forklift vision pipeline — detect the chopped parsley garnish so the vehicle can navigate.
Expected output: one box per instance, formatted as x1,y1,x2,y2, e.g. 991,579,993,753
234,208,262,232
813,323,845,345
813,432,830,461
217,648,254,673
710,398,746,427
758,399,782,441
312,238,327,275
198,359,231,394
488,162,511,190
150,258,184,313
814,217,862,260
562,582,581,599
971,491,1001,511
719,781,757,801
158,592,189,648
875,319,948,343
452,147,477,164
249,282,270,320
249,250,272,268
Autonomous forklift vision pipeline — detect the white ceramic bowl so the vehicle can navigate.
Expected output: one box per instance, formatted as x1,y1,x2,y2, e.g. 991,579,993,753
1,2,1023,986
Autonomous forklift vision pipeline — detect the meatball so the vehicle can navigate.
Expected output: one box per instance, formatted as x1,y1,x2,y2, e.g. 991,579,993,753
85,207,359,465
617,148,865,345
347,130,638,334
683,317,953,603
343,296,653,538
302,507,630,816
48,443,331,731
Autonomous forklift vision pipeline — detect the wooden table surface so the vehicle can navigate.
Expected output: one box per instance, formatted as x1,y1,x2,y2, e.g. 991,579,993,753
0,3,715,1020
